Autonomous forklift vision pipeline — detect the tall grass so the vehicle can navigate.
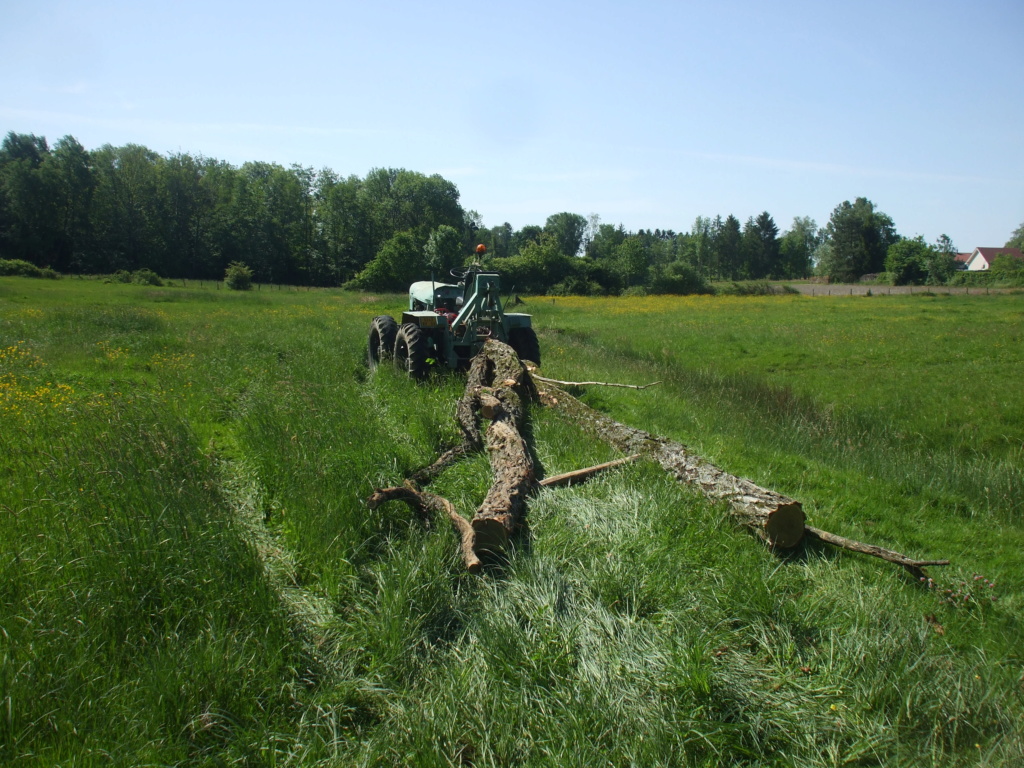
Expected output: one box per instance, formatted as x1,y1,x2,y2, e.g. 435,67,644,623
2,277,1021,766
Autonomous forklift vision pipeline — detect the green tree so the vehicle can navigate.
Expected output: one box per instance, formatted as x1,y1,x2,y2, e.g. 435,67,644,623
424,224,463,276
990,253,1024,276
358,168,463,258
90,143,165,272
823,197,898,281
314,170,368,283
717,215,743,280
686,216,714,277
500,233,574,293
224,260,253,290
885,236,931,285
1005,221,1024,251
925,234,958,285
33,136,94,272
489,222,514,259
511,224,543,255
544,212,588,257
614,236,649,289
0,132,53,264
741,211,780,279
158,151,218,279
648,260,709,294
812,241,836,278
778,217,819,279
347,230,424,291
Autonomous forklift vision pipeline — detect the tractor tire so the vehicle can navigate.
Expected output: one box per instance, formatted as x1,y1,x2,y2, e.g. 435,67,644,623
508,327,541,366
394,323,429,379
368,315,399,370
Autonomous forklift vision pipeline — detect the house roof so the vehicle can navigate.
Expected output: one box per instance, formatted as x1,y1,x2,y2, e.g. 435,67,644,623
975,246,1024,263
954,252,972,263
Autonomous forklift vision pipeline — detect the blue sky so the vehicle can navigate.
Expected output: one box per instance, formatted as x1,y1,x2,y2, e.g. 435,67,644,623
2,0,1021,249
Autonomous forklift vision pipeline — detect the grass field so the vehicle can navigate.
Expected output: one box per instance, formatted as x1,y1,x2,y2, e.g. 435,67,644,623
1,277,1022,766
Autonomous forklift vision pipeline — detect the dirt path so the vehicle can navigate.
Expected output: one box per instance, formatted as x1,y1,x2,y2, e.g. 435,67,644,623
786,283,1011,297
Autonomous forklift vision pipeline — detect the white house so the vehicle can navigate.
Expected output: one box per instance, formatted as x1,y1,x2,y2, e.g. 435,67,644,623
963,246,1024,271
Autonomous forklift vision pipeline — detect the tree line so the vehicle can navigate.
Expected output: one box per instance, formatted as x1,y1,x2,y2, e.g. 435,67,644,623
0,130,994,293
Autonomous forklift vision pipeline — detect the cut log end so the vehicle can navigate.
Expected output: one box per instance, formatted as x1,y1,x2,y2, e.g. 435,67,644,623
765,502,807,548
471,517,509,556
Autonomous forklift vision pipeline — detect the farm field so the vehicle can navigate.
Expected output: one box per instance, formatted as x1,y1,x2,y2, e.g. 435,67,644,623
1,277,1022,766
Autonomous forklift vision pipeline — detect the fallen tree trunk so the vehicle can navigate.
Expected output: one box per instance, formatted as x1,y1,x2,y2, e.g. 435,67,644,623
537,382,806,548
469,340,538,556
369,340,537,568
537,381,949,572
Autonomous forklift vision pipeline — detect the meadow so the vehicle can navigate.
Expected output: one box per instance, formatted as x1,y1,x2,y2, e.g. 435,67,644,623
1,277,1022,766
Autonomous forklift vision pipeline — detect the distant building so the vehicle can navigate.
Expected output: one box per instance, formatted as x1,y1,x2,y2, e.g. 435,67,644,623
963,246,1024,271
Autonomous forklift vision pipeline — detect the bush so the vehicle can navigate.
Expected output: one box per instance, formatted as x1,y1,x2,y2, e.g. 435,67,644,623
548,276,605,296
345,232,421,292
131,269,163,286
950,261,1024,288
648,262,711,295
224,261,254,291
620,285,648,298
0,259,59,278
716,281,795,296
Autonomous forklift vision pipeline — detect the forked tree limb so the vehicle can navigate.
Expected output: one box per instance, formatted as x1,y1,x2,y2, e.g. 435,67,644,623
531,374,662,391
540,455,642,488
408,390,482,486
367,483,482,573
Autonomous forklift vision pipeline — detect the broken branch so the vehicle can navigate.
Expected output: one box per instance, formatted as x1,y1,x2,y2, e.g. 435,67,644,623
804,526,950,579
540,454,642,488
532,374,662,390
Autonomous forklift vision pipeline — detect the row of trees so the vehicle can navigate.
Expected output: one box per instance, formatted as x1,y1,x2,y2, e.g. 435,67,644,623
2,130,993,293
0,132,465,285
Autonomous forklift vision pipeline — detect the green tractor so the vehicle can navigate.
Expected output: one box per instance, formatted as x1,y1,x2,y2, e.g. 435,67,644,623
368,260,539,378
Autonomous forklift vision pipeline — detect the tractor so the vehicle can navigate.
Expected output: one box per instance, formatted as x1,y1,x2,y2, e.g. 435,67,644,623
368,251,539,377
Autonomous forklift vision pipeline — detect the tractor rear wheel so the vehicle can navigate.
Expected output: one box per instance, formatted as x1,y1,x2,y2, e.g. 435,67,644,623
508,327,541,366
394,323,429,378
368,315,399,369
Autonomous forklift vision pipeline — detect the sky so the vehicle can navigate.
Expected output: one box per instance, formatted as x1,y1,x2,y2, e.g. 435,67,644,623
2,0,1022,249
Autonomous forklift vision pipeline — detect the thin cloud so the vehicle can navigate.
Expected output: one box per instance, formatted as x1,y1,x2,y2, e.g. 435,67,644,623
685,149,1014,186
